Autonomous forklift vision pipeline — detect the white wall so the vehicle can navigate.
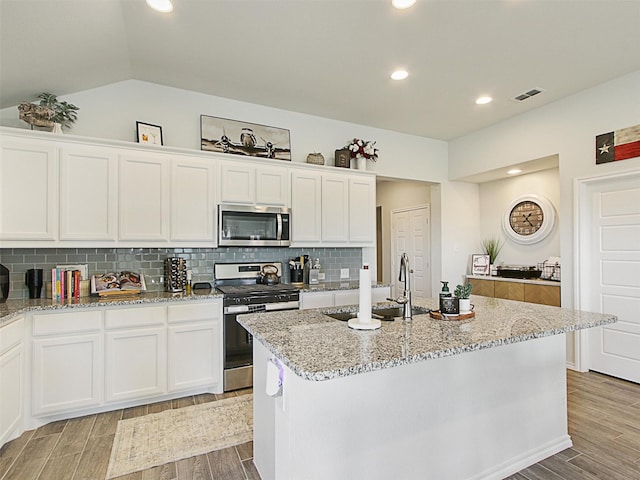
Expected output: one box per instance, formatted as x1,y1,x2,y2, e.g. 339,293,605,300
450,69,640,308
479,168,560,267
1,80,449,181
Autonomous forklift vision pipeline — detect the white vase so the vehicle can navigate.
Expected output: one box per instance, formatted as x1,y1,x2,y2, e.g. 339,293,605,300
51,123,63,134
459,298,473,314
357,157,367,170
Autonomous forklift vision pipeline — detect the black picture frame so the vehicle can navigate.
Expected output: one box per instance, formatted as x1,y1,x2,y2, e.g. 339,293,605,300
136,121,163,145
200,114,291,161
334,149,350,168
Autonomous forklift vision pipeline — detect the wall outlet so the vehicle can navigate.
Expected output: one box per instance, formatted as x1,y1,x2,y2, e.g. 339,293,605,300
318,272,326,280
340,268,349,279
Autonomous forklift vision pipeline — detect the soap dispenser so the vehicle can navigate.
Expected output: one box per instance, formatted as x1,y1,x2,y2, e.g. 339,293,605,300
439,281,451,299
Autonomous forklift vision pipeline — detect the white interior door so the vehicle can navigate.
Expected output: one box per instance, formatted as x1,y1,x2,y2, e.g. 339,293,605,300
584,172,640,383
391,206,430,299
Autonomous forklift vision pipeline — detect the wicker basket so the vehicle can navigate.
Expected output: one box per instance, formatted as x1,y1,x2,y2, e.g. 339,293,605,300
306,152,325,165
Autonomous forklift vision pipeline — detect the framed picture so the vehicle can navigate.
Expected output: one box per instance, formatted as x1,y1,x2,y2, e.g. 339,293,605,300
472,254,491,275
136,121,163,145
201,115,291,161
334,148,350,168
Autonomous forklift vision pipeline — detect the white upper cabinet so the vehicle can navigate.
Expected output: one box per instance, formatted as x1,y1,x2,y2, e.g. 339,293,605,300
59,145,118,241
0,137,57,241
256,166,289,206
118,152,170,241
170,157,216,242
291,170,322,243
220,161,289,206
348,176,375,244
0,128,375,247
322,175,349,243
291,168,375,247
220,162,255,204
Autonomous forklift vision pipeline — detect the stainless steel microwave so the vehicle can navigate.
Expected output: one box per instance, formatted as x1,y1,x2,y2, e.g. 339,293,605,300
218,204,291,247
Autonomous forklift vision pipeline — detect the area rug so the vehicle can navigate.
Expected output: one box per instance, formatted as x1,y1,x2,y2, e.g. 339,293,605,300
106,394,253,479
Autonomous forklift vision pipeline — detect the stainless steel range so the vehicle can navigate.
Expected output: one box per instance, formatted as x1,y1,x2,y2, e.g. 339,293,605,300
214,262,300,391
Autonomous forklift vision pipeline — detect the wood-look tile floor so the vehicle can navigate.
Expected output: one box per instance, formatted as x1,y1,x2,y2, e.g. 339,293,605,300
0,389,258,480
2,370,639,480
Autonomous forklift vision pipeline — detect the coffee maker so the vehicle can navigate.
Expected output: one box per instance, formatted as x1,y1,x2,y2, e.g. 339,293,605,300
0,264,9,303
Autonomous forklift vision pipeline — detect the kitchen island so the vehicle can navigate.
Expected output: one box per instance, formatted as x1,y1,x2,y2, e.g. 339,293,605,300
238,296,616,480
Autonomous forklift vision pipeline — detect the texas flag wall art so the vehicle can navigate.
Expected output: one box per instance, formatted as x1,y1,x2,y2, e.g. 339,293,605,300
596,124,640,164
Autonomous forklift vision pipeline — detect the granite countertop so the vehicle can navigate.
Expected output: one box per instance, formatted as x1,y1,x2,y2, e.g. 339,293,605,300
0,290,223,327
467,274,560,286
0,281,389,327
238,295,616,382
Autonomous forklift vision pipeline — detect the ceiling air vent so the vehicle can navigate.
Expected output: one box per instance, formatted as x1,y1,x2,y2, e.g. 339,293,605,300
512,88,545,102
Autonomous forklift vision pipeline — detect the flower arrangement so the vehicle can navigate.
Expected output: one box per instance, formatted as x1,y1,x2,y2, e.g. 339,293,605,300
346,138,379,162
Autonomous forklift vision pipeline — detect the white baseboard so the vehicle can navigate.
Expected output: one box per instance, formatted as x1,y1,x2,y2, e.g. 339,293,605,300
469,435,573,480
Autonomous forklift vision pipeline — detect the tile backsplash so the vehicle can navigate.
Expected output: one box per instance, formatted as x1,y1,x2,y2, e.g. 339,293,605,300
0,247,363,300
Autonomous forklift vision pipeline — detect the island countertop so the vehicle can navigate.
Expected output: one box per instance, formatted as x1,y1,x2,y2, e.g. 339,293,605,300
238,295,616,382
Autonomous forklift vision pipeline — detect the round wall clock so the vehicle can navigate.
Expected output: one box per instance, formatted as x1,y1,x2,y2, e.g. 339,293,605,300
502,194,556,245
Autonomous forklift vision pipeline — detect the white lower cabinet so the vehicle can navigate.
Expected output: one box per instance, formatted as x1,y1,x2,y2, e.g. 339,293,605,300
105,306,167,403
31,310,103,416
301,287,391,310
0,317,25,445
0,300,225,449
167,301,222,392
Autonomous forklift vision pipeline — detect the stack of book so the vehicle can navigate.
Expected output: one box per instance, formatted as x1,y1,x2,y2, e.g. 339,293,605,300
51,268,83,301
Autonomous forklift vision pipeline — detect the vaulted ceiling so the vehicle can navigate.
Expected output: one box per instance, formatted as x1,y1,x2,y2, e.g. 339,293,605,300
2,0,639,140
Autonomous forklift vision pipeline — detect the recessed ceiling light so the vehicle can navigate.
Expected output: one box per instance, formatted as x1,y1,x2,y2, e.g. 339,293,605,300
146,0,173,13
507,169,522,175
475,96,492,105
391,70,409,80
392,0,416,9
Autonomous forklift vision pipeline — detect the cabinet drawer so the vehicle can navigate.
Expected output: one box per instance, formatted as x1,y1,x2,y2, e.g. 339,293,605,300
168,301,220,324
494,282,524,301
468,279,494,297
33,310,102,336
0,317,24,354
524,284,561,307
105,306,165,329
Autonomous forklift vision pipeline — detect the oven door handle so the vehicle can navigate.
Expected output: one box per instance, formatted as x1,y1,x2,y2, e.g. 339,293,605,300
265,301,299,311
224,301,300,315
225,305,250,314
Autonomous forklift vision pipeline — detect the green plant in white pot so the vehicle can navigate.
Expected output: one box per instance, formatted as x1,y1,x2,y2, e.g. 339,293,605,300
454,283,473,313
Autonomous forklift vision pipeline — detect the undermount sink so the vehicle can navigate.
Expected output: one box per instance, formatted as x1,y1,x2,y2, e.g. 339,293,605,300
323,305,430,322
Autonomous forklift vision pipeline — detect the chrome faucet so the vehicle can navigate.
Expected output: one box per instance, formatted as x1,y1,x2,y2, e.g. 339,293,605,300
387,253,413,321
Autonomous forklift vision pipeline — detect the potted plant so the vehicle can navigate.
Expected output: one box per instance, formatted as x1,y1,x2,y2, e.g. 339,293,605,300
454,283,473,313
345,138,378,170
481,237,504,275
18,92,79,132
